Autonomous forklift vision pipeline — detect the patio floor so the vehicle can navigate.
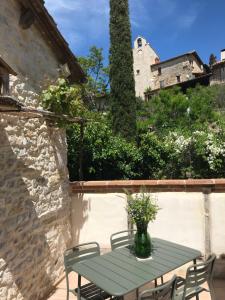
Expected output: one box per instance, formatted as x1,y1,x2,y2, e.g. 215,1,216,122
47,269,225,300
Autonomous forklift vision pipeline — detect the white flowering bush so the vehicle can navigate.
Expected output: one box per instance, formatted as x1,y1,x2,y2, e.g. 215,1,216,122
165,132,191,155
164,129,225,178
203,132,225,171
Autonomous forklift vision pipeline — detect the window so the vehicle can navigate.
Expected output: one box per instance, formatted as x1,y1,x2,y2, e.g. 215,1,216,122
137,38,142,48
136,70,140,75
0,58,17,95
158,67,162,75
159,80,165,88
189,60,193,66
176,75,181,83
0,74,9,95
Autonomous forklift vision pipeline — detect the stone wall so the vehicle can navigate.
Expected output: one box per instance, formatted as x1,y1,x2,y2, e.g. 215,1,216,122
151,55,199,90
0,1,73,299
0,0,60,105
210,63,225,86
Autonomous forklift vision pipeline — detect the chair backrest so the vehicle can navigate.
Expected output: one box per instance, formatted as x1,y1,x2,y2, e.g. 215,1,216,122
184,254,216,295
110,230,136,250
139,275,177,300
64,242,100,274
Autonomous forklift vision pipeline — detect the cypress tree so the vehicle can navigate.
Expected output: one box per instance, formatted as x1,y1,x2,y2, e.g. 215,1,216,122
209,53,217,67
109,0,136,139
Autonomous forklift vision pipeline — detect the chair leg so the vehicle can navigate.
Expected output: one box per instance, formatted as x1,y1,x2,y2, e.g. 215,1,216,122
154,276,163,287
77,274,81,300
136,288,139,300
65,273,70,300
209,281,216,300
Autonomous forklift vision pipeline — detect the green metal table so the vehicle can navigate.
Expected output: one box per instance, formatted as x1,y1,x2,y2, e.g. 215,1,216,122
72,238,201,297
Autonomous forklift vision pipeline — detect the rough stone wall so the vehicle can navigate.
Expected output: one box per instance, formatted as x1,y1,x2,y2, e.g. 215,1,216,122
210,64,225,85
0,0,60,105
133,37,159,98
151,55,203,90
0,0,73,299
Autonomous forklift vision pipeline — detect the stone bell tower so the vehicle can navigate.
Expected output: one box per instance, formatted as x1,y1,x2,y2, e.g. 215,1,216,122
133,36,159,99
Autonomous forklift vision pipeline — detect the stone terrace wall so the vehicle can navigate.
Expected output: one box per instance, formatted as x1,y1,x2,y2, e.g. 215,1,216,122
71,180,225,279
71,180,225,257
0,1,72,299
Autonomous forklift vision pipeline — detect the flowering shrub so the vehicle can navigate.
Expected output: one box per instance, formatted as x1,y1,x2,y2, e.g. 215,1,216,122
164,129,225,178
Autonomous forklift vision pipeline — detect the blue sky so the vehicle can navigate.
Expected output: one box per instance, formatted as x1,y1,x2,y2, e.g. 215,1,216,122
45,0,225,65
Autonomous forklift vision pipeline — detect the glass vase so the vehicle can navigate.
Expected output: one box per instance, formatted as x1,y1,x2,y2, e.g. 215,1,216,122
134,223,152,258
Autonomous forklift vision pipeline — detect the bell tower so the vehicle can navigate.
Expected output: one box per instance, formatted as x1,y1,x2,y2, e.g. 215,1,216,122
133,36,159,99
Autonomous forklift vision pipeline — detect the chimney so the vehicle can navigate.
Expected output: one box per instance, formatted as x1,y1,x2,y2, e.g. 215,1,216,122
221,49,225,61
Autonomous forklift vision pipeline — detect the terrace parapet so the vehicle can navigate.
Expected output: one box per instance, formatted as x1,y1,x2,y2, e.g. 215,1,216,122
70,179,225,193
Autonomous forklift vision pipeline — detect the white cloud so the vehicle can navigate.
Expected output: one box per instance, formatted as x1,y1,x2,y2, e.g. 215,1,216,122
180,12,197,28
45,0,109,15
45,0,110,54
44,0,201,57
45,0,82,12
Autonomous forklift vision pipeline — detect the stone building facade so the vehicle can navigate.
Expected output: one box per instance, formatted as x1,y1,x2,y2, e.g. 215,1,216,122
210,50,225,86
0,1,84,299
133,36,207,99
150,52,205,91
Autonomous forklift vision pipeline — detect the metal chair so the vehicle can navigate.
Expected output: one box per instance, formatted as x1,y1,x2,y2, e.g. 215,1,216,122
174,254,216,300
110,229,136,250
64,242,110,300
139,275,177,300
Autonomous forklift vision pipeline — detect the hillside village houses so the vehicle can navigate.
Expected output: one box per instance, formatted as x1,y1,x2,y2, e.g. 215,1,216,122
133,36,224,100
0,0,85,299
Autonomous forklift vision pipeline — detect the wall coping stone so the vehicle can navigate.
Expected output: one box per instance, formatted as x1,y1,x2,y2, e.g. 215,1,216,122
70,179,225,193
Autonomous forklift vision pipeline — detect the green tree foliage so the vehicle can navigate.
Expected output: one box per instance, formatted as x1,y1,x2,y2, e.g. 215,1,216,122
139,86,220,134
67,118,142,181
149,87,189,132
209,53,217,67
186,85,218,127
109,0,136,139
78,46,109,105
48,80,225,180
